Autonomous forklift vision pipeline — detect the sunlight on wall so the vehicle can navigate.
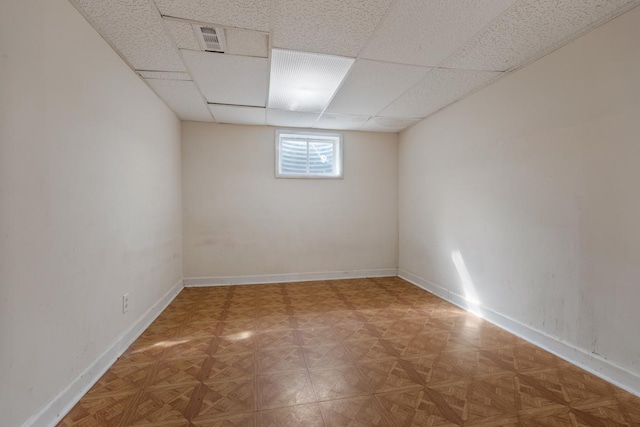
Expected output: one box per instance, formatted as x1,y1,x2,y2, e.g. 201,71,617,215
451,250,482,315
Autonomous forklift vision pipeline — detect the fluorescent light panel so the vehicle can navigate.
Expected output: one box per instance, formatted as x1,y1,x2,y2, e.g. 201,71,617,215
268,49,354,113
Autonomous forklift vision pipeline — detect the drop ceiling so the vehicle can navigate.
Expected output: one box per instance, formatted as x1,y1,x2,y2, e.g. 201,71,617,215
70,0,640,133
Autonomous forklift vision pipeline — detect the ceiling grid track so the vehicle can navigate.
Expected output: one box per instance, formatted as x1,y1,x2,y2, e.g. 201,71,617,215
148,0,216,122
68,0,640,132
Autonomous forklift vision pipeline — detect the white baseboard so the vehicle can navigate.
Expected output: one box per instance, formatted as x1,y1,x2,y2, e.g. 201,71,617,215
184,268,399,287
24,279,184,427
398,269,640,398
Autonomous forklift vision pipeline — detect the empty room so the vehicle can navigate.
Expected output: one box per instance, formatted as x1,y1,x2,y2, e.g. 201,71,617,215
2,0,640,426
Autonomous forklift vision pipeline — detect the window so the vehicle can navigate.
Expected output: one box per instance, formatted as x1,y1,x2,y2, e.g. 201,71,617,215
275,130,343,178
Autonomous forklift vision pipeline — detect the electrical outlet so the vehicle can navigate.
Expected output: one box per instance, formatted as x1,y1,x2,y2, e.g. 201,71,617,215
122,293,130,313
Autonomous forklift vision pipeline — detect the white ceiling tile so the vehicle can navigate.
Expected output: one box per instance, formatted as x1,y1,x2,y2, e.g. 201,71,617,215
138,71,191,80
164,19,200,51
266,109,320,128
271,0,394,57
225,28,269,58
146,79,213,121
208,104,266,125
442,0,640,72
154,0,270,31
182,50,268,106
268,49,354,113
315,113,370,130
380,68,501,118
360,117,421,133
327,60,430,116
70,0,185,71
360,0,516,67
164,20,268,57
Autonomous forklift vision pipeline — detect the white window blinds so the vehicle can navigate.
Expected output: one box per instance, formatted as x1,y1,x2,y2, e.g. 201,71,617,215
276,130,342,178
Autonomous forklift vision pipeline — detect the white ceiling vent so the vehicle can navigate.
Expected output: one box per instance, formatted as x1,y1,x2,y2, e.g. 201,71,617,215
193,25,227,53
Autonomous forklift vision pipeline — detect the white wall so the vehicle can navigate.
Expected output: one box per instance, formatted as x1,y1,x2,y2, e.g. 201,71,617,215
0,0,183,425
399,6,640,388
182,123,398,280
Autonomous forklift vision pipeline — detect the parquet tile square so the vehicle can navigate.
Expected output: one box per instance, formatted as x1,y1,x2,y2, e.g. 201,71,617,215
189,298,233,308
146,357,207,388
617,389,640,420
357,358,422,392
257,403,324,427
570,400,629,426
558,365,614,406
118,343,167,365
380,318,430,338
342,338,398,361
514,342,559,373
192,413,256,426
387,331,449,357
300,302,351,313
519,407,575,427
428,350,479,385
187,314,225,326
256,329,298,349
255,294,287,306
133,421,190,427
466,374,519,424
256,371,317,410
429,381,473,422
124,384,195,425
254,315,292,331
319,396,392,427
256,346,307,374
256,285,283,296
476,348,517,377
137,326,181,342
293,312,332,329
356,308,409,322
423,315,459,333
219,319,257,337
517,369,569,414
333,321,385,341
451,315,487,332
405,306,434,318
402,355,438,385
159,304,195,318
303,343,354,369
230,290,258,299
204,353,256,382
163,336,216,360
320,310,364,325
376,386,465,427
224,307,259,321
57,392,136,426
477,328,518,349
257,305,290,318
297,327,340,347
441,331,481,353
350,298,391,310
211,334,258,356
309,365,373,401
193,379,257,421
58,277,640,427
144,322,185,339
85,362,154,396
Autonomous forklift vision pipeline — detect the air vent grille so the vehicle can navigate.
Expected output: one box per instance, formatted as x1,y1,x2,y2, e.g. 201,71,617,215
194,25,227,53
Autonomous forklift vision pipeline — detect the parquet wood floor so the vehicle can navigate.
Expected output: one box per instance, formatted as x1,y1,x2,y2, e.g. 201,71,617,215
58,277,640,426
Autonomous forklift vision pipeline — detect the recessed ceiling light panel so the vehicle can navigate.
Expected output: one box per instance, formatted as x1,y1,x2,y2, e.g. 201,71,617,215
268,49,354,113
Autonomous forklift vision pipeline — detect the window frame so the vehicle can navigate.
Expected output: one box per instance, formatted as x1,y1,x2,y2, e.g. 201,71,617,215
275,129,344,179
